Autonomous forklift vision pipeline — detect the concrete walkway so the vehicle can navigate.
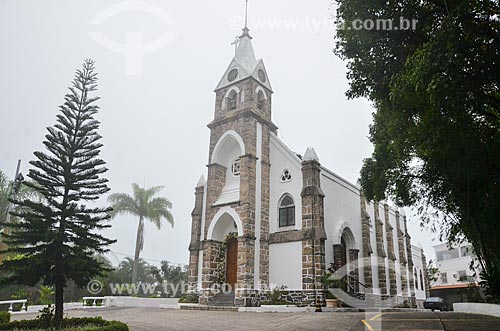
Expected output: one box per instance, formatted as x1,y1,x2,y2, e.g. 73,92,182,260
12,307,365,331
12,307,500,331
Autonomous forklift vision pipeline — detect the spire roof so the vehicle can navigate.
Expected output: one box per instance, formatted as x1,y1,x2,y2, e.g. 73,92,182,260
234,30,257,74
196,175,206,187
215,27,272,92
303,147,319,162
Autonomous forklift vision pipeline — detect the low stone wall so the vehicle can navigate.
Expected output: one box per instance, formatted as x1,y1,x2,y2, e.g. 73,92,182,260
453,302,500,317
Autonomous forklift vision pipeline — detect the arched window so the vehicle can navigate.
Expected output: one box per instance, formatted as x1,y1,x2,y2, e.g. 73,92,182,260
227,90,237,110
278,194,295,227
420,270,424,291
414,268,419,290
257,90,265,110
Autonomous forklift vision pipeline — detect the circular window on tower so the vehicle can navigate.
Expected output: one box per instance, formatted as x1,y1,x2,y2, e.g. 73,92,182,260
280,169,292,182
231,158,241,176
228,69,239,82
258,69,266,83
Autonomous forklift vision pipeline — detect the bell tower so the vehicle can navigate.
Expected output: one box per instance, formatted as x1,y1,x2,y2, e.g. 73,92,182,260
188,14,278,306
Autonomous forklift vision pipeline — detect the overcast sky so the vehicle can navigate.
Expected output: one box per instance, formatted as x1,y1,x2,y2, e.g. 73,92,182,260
0,0,440,267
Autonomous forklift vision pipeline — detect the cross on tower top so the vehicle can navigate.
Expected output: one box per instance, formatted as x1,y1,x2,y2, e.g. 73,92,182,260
231,35,240,54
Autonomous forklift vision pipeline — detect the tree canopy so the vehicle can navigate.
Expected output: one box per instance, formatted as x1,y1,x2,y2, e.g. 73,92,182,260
108,183,174,284
334,0,500,298
0,59,115,327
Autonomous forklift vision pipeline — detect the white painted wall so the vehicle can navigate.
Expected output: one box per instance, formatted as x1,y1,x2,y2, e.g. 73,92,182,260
412,245,427,300
269,241,302,290
321,169,363,280
269,134,303,234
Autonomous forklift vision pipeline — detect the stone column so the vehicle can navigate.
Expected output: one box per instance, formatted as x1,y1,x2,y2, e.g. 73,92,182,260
235,153,257,305
421,248,430,298
374,203,387,296
188,178,205,292
349,249,360,292
204,163,226,236
301,148,327,306
200,240,224,304
384,204,397,297
360,196,373,290
403,215,417,307
235,235,255,306
396,210,408,300
259,127,271,290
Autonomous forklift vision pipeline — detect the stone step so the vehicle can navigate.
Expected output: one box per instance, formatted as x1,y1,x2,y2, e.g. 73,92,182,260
208,292,235,307
180,305,239,312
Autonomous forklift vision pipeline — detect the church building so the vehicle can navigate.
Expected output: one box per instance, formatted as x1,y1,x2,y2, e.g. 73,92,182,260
187,24,426,308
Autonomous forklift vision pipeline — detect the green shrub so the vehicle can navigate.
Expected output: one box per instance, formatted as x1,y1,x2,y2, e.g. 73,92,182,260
178,293,199,303
37,305,54,329
0,312,10,324
261,285,289,305
0,317,128,330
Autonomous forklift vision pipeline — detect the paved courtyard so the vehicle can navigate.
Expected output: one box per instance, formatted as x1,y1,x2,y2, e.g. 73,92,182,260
12,308,500,331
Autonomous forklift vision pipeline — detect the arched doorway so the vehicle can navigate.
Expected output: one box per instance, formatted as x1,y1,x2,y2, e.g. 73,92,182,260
206,207,243,293
226,237,238,290
340,237,348,268
332,227,359,293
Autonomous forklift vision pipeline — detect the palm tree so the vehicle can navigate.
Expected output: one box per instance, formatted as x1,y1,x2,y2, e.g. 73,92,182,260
108,184,174,283
117,257,153,283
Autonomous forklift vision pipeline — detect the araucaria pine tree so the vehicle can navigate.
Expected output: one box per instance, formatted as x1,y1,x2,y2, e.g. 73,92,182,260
0,59,115,328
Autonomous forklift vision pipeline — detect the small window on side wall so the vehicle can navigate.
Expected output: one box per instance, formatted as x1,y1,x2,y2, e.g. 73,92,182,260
279,194,295,227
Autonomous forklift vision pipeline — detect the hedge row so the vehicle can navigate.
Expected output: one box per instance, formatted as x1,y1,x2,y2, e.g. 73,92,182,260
0,312,9,324
0,317,128,330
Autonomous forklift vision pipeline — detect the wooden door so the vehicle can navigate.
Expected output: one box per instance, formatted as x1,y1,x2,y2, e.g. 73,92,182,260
226,238,238,291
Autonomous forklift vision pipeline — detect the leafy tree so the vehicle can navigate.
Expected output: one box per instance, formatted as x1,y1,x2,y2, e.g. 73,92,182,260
108,184,174,284
0,59,115,328
151,261,187,297
426,259,439,284
114,257,153,283
334,0,500,296
38,285,55,305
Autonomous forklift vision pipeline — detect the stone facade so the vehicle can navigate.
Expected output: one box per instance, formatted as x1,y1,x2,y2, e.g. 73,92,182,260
374,203,387,296
360,197,373,290
384,204,398,296
396,210,409,300
300,155,327,306
186,25,427,308
188,182,204,292
404,214,417,306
